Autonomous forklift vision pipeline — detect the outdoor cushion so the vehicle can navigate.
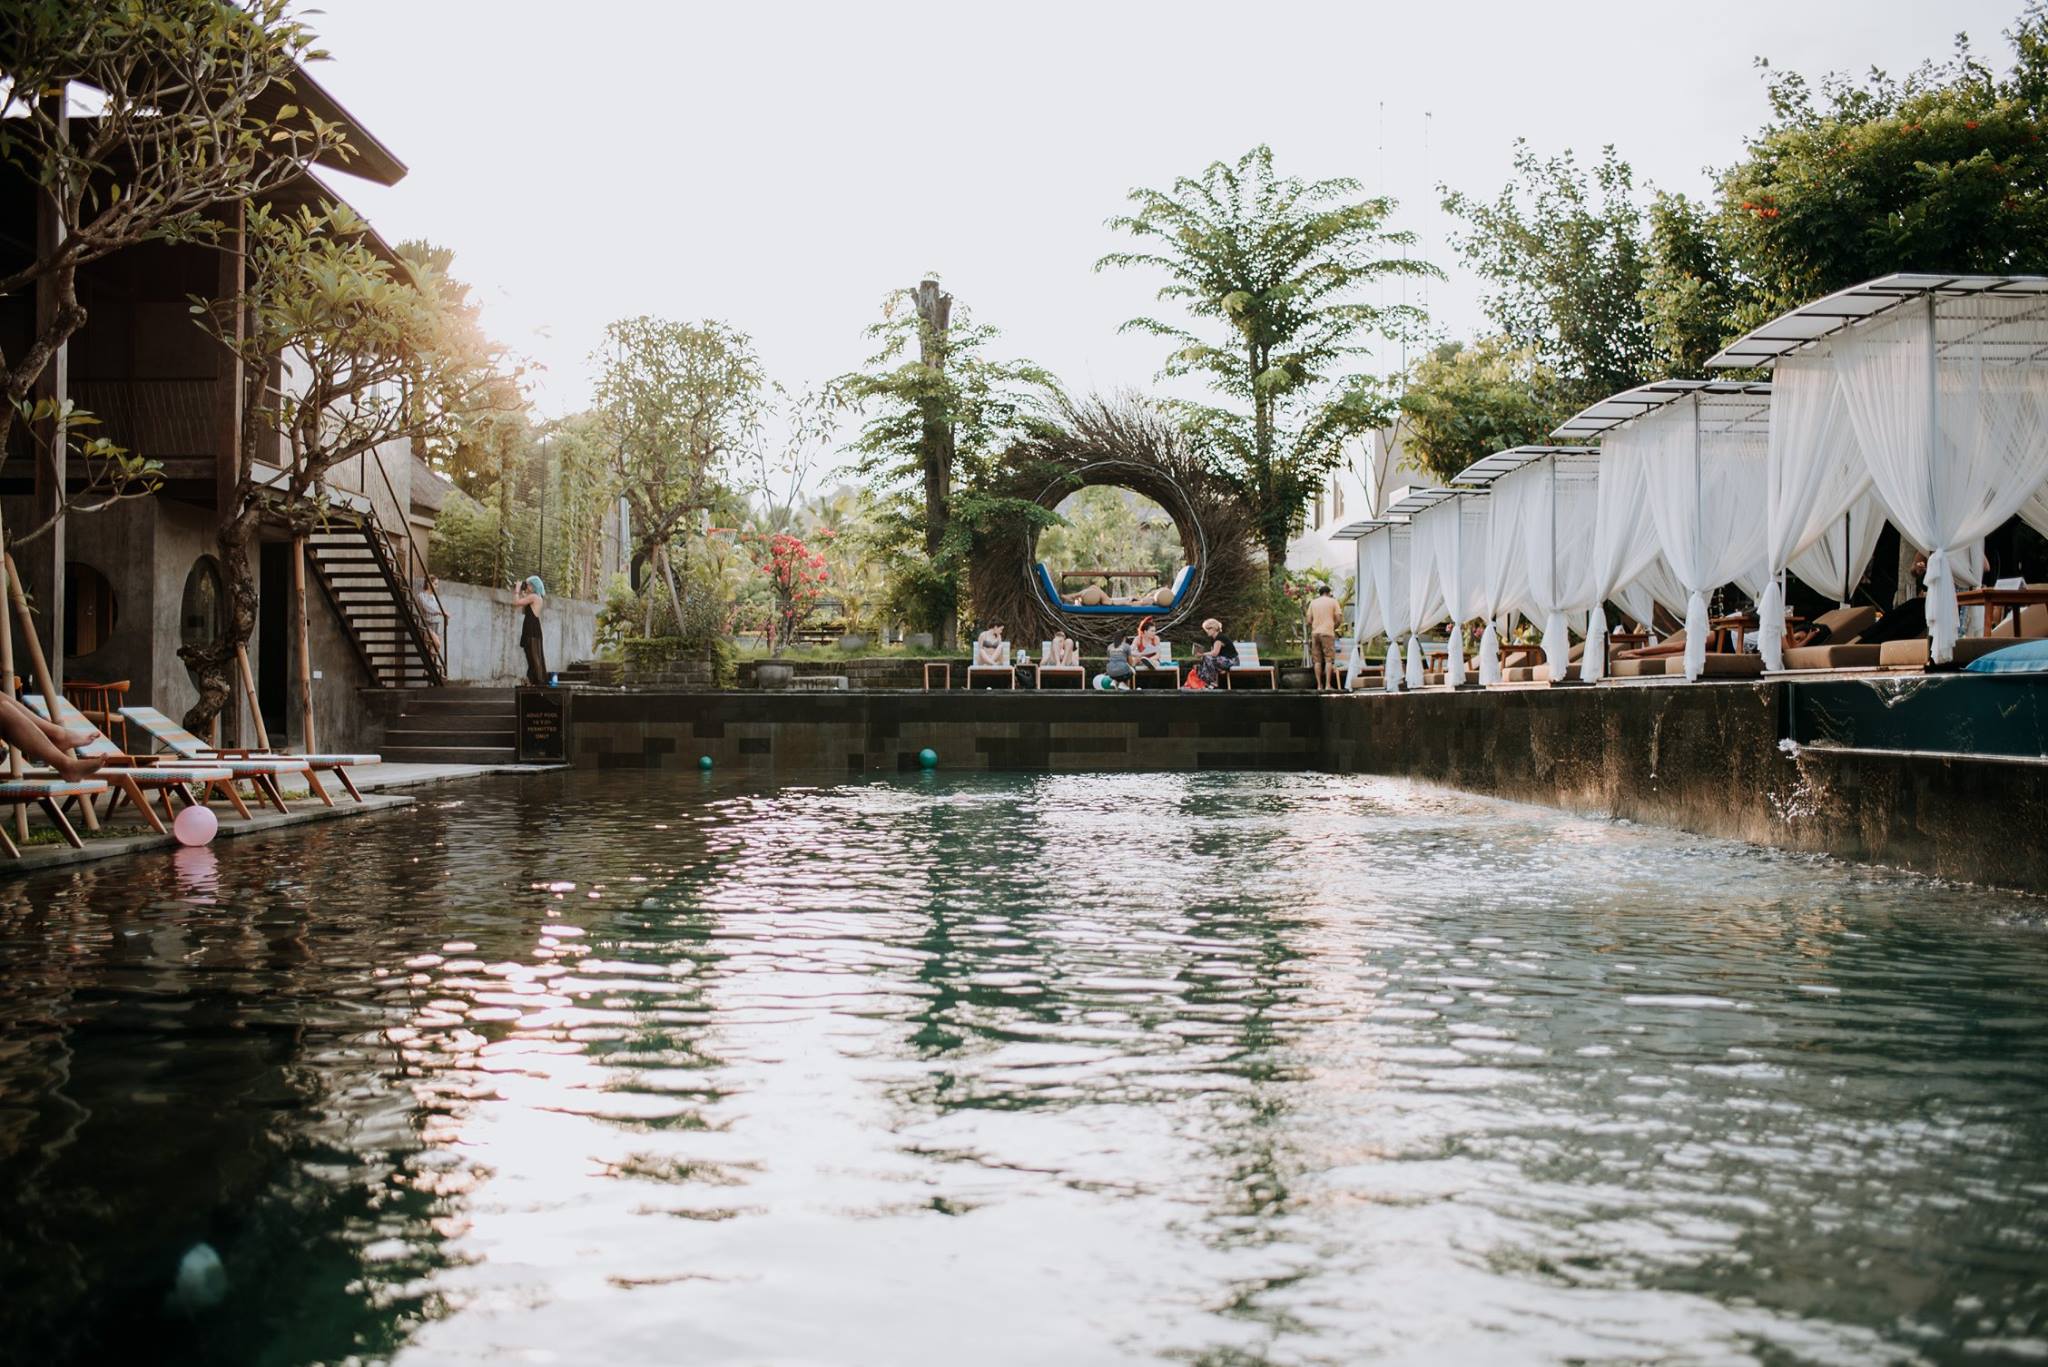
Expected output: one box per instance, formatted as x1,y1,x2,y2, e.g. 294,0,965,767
1807,605,1880,642
0,778,107,798
1609,657,1669,677
294,753,382,765
1781,644,1884,670
1965,639,2048,674
1879,636,2048,667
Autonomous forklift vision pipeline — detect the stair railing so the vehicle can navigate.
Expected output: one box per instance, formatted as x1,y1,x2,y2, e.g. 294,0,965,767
362,453,448,684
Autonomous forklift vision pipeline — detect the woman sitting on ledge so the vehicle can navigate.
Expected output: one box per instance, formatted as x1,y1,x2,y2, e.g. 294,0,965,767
973,624,1007,667
1131,616,1160,667
1048,631,1080,668
1183,617,1237,689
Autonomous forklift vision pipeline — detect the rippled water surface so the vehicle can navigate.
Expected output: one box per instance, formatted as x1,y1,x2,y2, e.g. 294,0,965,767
2,769,2046,1366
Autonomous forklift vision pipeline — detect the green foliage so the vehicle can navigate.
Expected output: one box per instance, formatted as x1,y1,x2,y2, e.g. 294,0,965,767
594,573,639,655
1396,338,1568,483
838,281,1059,637
1718,5,2048,314
1035,486,1183,589
1443,143,1660,407
427,487,500,584
595,316,762,568
620,634,736,687
1099,145,1436,609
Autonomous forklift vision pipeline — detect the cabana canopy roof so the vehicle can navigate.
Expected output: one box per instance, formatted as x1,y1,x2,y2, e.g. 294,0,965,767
1706,273,2048,370
1330,518,1394,541
1451,445,1594,486
1552,379,1772,440
1383,488,1458,518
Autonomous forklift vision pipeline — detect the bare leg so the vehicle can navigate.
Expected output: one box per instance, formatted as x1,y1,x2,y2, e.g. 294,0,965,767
0,702,106,781
0,694,95,750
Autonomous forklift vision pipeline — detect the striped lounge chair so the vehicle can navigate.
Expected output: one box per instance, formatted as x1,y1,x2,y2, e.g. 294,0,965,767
25,695,244,831
0,775,109,857
117,706,324,815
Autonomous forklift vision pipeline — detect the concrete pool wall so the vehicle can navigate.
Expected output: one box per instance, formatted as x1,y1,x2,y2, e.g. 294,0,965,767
564,683,2048,892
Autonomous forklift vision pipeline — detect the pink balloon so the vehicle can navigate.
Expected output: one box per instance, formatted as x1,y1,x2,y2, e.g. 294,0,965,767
172,803,218,847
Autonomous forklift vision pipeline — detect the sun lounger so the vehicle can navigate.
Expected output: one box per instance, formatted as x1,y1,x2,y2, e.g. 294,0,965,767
24,695,243,832
1225,643,1277,689
0,775,109,857
118,705,323,814
1774,606,1882,670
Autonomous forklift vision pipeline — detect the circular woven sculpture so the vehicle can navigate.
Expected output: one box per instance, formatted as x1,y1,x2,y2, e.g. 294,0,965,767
970,397,1260,647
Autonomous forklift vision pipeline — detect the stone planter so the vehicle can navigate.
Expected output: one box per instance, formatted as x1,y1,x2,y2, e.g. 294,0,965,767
756,661,795,690
1279,667,1318,691
837,634,869,650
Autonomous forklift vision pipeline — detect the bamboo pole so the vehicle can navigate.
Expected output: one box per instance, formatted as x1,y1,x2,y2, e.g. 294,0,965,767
234,643,270,750
292,535,314,753
5,552,94,830
0,553,24,843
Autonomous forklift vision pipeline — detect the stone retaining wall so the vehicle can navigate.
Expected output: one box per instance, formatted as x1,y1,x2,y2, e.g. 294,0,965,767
571,690,1322,775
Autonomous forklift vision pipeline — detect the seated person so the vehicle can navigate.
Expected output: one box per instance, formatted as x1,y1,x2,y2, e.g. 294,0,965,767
1861,554,1931,645
972,624,1007,667
1130,616,1161,666
1048,631,1080,668
1183,618,1239,688
1099,635,1137,689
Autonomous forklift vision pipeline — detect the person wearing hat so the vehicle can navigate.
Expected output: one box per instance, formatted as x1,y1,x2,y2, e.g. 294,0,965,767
513,575,548,685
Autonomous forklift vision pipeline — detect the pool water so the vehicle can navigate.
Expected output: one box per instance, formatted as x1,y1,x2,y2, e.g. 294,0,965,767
1,769,2044,1366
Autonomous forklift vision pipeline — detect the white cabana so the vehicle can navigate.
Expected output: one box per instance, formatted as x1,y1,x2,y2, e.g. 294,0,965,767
1413,491,1491,688
1711,274,2048,664
1577,441,1664,681
1490,452,1600,682
1557,381,1771,681
1355,520,1412,693
1388,489,1453,688
1332,517,1390,689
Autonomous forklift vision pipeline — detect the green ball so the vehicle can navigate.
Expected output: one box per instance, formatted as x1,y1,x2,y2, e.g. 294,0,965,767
918,748,938,769
698,755,714,771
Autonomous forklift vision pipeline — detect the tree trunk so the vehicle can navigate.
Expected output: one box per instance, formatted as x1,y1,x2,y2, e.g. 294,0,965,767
180,503,261,734
656,541,687,641
913,279,957,650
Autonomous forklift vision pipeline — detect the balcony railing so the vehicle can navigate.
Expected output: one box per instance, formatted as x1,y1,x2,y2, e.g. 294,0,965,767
68,379,220,457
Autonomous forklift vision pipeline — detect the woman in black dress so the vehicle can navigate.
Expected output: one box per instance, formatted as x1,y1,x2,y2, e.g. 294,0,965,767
513,575,548,685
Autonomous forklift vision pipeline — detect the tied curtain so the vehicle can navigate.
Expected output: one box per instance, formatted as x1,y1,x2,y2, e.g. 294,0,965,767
1757,349,1881,670
1477,489,1525,685
1363,525,1409,693
1834,293,2048,663
1499,456,1599,682
1418,497,1488,687
1636,395,1768,680
1581,439,1662,681
1616,555,1691,641
1400,524,1449,696
1344,532,1382,689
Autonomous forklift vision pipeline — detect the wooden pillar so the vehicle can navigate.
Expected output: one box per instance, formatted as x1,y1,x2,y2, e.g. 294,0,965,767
33,92,69,691
234,643,269,750
292,535,313,754
213,201,245,746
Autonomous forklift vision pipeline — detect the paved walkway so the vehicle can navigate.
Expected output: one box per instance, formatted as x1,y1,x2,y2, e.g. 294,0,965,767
3,761,561,875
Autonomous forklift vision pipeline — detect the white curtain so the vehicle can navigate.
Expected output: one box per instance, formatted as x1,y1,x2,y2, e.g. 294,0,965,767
1637,394,1769,679
1834,292,2048,663
1500,455,1599,682
1581,438,1663,681
1419,498,1487,687
1786,490,1887,606
1476,492,1525,685
1402,518,1443,688
1366,525,1411,692
1343,533,1382,689
1616,555,1690,639
1757,349,1881,669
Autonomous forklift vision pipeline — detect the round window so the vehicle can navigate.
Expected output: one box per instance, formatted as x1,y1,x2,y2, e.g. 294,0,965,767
180,556,225,649
63,562,117,658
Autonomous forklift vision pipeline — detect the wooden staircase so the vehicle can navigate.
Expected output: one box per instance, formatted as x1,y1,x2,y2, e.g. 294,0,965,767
304,516,445,689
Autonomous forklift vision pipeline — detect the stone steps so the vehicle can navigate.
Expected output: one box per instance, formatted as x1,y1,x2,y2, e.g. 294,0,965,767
380,686,520,764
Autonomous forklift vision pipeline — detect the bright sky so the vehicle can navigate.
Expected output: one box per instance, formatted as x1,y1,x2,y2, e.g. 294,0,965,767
310,0,2027,439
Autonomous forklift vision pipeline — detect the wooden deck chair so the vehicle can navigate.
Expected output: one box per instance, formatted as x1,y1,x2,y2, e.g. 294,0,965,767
118,705,316,815
0,775,109,857
25,695,246,831
123,702,379,806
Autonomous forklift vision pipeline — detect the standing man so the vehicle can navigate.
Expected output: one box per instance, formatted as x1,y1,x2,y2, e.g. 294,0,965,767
1305,583,1342,691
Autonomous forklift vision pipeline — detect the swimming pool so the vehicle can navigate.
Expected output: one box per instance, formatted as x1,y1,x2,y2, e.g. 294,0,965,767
1,769,2043,1365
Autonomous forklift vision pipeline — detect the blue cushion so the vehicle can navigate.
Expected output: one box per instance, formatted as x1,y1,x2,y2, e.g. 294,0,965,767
1964,639,2048,674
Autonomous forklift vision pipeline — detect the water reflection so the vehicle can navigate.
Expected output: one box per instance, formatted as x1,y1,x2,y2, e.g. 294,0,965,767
0,771,2044,1366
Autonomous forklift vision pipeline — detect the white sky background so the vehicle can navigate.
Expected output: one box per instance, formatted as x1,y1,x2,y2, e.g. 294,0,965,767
308,0,2027,473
